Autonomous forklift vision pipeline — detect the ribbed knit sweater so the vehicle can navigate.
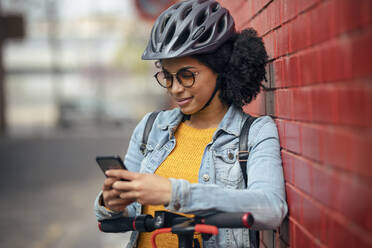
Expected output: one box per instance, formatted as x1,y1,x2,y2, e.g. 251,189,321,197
137,122,216,248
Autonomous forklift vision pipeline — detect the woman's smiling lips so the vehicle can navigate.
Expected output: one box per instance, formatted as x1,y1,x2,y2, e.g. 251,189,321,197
175,97,193,106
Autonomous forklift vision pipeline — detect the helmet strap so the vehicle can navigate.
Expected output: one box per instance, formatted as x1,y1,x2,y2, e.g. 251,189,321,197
182,79,220,122
200,80,220,111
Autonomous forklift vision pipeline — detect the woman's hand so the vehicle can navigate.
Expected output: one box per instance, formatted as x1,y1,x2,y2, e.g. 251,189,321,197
106,169,172,206
102,177,135,212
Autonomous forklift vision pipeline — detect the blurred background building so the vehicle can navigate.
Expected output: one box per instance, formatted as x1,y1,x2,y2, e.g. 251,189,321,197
1,0,176,137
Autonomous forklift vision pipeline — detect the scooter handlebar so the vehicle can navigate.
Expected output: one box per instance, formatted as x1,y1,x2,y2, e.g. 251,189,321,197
201,212,254,228
98,212,254,233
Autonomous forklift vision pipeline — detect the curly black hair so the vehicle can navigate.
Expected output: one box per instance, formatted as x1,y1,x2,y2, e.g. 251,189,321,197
191,28,268,108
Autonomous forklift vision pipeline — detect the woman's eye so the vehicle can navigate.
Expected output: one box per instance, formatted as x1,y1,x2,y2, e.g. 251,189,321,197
179,70,194,78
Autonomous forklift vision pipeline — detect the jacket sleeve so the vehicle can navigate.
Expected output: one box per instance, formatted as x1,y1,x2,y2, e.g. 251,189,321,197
94,112,152,221
165,116,288,230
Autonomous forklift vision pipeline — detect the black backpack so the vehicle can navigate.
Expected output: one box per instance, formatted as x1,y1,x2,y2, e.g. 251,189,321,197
140,111,260,248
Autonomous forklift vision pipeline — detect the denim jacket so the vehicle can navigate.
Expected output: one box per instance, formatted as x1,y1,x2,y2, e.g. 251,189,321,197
95,105,288,248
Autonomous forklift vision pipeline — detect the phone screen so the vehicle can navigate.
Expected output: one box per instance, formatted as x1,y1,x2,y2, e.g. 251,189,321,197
96,156,127,176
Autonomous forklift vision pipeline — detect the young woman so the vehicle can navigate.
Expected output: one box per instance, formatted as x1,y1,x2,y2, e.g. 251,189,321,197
95,1,287,247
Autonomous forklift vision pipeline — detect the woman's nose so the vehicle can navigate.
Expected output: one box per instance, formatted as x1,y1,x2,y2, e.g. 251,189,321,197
169,77,184,94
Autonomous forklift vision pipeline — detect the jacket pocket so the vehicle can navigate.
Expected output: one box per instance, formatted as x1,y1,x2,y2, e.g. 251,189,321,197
213,148,243,188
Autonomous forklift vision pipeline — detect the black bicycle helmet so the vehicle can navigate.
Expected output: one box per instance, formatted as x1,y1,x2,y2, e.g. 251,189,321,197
142,0,235,60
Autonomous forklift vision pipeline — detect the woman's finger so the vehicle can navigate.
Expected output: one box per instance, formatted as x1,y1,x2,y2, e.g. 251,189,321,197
106,198,128,206
119,191,138,201
105,169,139,181
111,180,134,191
103,177,118,190
103,189,120,200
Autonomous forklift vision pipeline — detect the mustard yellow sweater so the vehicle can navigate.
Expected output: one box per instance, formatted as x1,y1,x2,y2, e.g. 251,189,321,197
137,122,216,248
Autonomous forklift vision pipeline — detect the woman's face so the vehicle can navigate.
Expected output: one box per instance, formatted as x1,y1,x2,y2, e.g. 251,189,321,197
160,56,218,115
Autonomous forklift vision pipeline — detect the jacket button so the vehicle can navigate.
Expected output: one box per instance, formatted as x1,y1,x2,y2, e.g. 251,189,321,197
228,152,234,160
202,174,210,182
174,201,181,211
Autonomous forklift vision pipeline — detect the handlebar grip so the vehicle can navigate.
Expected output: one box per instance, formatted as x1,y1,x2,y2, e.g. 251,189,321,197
202,212,254,228
98,217,136,233
98,215,155,233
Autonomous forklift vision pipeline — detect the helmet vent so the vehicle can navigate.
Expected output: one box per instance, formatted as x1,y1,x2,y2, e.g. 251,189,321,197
211,2,220,12
197,27,212,44
164,23,176,45
182,5,193,19
217,16,226,34
197,0,208,3
195,11,207,26
161,15,171,33
173,28,190,51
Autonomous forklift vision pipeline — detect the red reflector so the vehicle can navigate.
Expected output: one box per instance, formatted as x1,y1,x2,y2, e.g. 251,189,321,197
98,222,102,232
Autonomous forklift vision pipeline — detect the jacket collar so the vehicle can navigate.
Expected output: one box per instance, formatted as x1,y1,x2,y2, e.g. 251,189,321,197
216,105,245,137
156,105,245,137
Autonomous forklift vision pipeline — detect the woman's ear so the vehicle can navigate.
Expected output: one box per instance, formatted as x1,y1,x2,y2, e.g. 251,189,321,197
155,60,162,68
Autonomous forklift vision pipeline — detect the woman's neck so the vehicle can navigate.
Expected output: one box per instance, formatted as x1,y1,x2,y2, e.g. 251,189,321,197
185,100,228,129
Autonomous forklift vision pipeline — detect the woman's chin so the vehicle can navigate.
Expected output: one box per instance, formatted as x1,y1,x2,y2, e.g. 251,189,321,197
179,107,194,115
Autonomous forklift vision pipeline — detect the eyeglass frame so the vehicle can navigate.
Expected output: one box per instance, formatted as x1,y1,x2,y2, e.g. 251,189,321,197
154,67,200,89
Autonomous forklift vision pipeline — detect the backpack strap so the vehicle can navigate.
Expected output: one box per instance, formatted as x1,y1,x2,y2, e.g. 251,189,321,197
140,111,160,155
239,114,259,248
239,115,256,188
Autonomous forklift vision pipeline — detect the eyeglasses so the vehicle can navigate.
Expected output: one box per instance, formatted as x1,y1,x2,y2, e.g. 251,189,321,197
154,68,199,88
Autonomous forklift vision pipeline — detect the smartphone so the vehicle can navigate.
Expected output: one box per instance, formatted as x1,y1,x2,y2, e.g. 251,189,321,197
96,156,127,177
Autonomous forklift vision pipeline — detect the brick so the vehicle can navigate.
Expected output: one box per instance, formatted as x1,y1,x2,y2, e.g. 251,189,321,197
351,27,372,78
289,54,301,86
309,1,331,46
301,124,321,161
285,121,302,154
332,176,372,233
234,2,255,30
262,6,270,35
351,131,372,179
276,119,286,145
333,0,371,36
218,0,245,13
337,81,371,127
297,0,319,14
294,225,317,248
281,56,290,88
281,150,294,184
275,89,293,119
311,164,334,207
282,0,297,23
292,154,312,194
263,31,275,59
302,196,322,240
321,39,352,83
292,87,312,121
311,85,338,124
321,127,353,171
326,215,372,248
286,185,303,224
265,90,275,116
289,15,310,53
299,48,323,85
273,59,284,88
271,0,282,29
276,24,289,57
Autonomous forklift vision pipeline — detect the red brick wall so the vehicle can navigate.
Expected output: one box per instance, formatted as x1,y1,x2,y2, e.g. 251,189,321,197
218,0,372,247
